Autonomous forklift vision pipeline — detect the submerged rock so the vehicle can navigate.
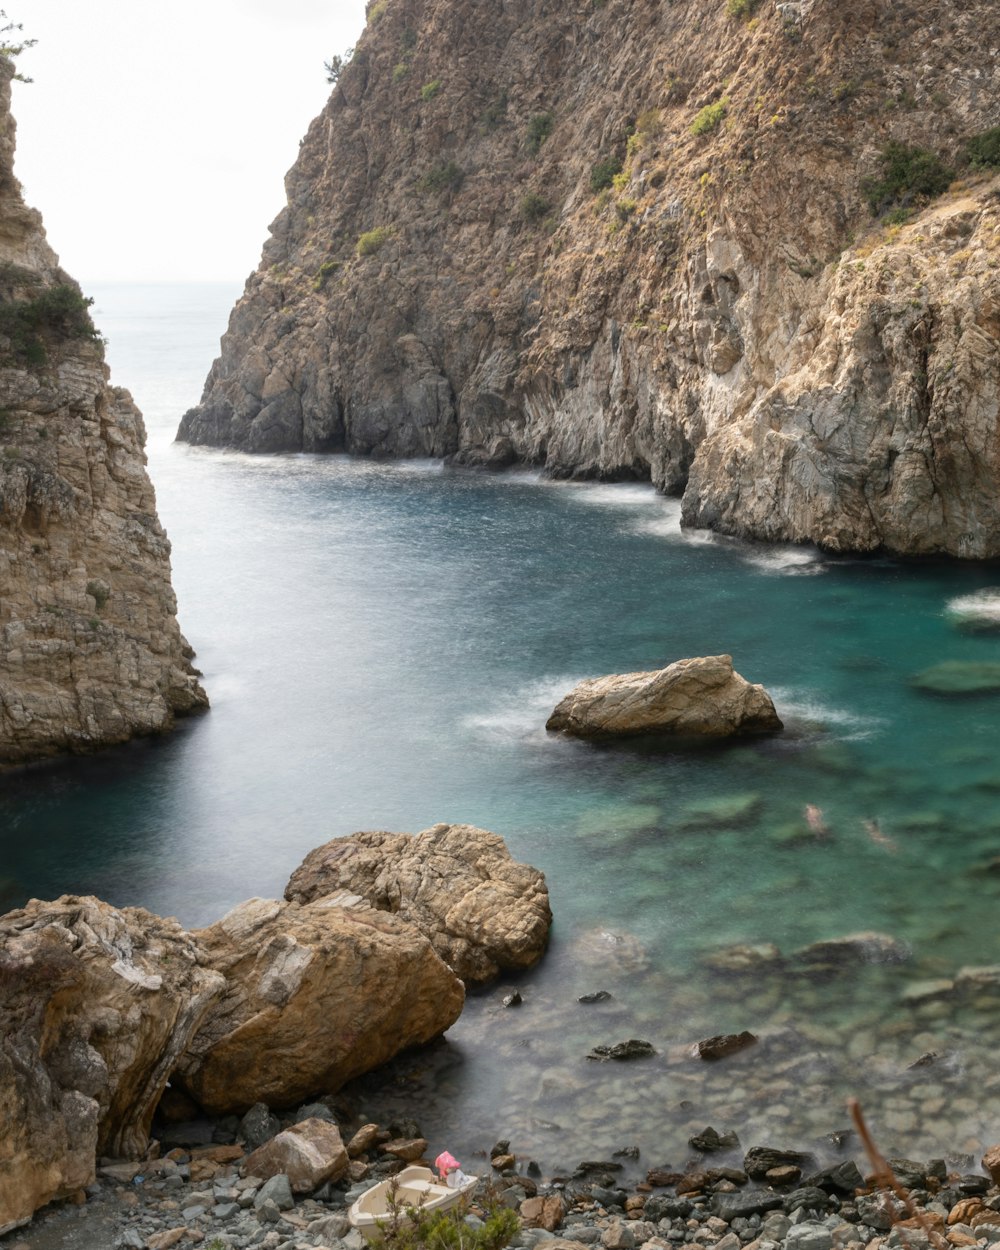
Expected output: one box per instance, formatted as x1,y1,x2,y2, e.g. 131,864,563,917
911,661,1000,695
791,932,910,970
284,822,552,984
587,1039,657,1061
694,1032,759,1061
546,656,782,740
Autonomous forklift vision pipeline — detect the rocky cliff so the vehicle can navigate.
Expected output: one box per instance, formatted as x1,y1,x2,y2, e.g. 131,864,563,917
0,64,207,763
178,0,1000,557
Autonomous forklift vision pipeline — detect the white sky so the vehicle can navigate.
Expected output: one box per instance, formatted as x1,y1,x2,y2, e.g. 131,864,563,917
11,0,368,282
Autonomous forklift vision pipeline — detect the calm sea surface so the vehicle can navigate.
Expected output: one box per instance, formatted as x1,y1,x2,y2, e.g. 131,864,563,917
4,282,1000,1175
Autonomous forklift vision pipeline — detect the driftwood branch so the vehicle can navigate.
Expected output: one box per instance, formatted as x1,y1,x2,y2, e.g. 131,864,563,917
848,1097,949,1250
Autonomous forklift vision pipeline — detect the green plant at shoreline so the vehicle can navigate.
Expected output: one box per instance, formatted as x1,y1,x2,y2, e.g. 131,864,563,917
368,1189,519,1250
691,98,728,137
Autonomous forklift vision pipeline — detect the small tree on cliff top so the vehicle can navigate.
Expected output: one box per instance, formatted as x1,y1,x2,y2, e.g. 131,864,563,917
0,11,36,82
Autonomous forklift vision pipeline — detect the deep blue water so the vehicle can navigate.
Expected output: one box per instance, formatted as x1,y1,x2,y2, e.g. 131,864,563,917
4,283,1000,1174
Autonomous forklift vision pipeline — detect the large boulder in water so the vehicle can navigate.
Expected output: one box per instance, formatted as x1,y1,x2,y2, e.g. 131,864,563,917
284,823,552,984
174,894,465,1115
545,655,782,739
0,896,225,1236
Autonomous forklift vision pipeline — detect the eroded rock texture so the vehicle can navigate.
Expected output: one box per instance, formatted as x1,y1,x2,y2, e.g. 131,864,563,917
0,62,206,764
0,896,224,1235
174,892,466,1115
284,823,553,983
546,655,782,739
179,0,1000,556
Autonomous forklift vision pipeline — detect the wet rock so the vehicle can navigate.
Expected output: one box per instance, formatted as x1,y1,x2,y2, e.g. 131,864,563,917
983,1146,1000,1185
886,1158,929,1188
522,1195,568,1231
588,1040,657,1061
677,794,765,831
783,1186,831,1213
695,1032,758,1061
546,656,782,740
702,945,783,975
766,1166,802,1187
579,991,613,1004
504,991,524,1008
803,1161,865,1194
712,1191,786,1219
790,933,909,971
382,1137,428,1162
744,1149,818,1182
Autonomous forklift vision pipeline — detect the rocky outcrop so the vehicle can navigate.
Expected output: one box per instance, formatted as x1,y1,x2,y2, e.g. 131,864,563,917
178,0,1000,557
284,823,552,983
0,896,225,1236
243,1118,349,1192
0,62,206,764
173,893,465,1115
546,655,782,739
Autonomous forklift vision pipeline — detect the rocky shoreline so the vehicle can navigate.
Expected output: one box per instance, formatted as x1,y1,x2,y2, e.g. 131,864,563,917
12,1098,1000,1250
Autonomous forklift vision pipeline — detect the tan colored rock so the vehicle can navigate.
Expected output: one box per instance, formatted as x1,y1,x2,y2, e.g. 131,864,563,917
948,1200,984,1226
0,63,206,766
546,656,781,740
982,1145,1000,1185
521,1194,567,1231
146,1231,188,1250
383,1137,428,1162
243,1118,348,1193
347,1122,381,1158
284,823,552,984
0,895,224,1236
175,894,464,1114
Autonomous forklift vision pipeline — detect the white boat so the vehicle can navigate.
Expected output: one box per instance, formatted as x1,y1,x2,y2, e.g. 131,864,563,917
348,1165,479,1241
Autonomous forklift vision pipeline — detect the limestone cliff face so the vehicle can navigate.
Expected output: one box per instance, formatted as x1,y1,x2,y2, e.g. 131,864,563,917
0,66,207,763
179,0,1000,556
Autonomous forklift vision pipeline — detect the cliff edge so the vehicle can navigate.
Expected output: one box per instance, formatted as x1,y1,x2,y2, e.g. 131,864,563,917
0,63,207,764
179,0,1000,557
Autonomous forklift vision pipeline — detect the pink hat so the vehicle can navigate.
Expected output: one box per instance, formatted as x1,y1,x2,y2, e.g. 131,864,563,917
435,1150,460,1176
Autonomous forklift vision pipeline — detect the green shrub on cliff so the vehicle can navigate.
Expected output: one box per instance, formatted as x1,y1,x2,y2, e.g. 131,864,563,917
690,99,728,137
966,127,1000,169
525,112,554,155
590,157,623,193
419,161,464,196
861,141,953,215
726,0,761,16
0,284,101,367
519,191,550,223
356,227,394,257
420,79,443,101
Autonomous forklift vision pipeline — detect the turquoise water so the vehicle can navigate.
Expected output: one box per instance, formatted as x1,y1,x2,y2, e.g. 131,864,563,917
4,283,1000,1173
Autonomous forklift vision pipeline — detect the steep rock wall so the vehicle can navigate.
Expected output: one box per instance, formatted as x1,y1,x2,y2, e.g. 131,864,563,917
0,65,207,763
179,0,1000,556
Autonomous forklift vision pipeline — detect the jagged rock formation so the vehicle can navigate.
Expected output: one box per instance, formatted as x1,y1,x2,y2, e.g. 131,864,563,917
0,63,206,764
0,828,548,1231
284,823,553,983
178,0,1000,557
0,896,225,1236
173,892,465,1115
545,654,782,738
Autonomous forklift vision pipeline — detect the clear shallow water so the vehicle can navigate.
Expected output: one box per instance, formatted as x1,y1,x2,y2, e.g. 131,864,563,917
4,284,1000,1174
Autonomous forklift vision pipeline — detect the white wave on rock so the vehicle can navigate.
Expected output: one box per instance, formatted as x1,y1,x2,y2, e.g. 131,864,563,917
768,688,883,742
946,588,1000,629
462,676,583,745
741,545,825,576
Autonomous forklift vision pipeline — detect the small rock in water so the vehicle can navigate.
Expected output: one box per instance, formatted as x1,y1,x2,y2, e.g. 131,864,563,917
503,991,523,1008
588,1040,657,1061
694,1032,758,1061
578,990,613,1004
689,1127,741,1153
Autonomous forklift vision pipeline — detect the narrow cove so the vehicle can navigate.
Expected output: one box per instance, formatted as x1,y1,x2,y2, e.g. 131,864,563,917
3,283,1000,1177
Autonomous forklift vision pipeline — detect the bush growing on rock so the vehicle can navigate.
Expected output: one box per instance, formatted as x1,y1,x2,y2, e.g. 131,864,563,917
420,78,443,101
519,192,550,224
861,141,953,215
419,161,464,196
357,227,394,257
691,99,728,137
966,127,1000,169
590,157,623,193
526,112,554,154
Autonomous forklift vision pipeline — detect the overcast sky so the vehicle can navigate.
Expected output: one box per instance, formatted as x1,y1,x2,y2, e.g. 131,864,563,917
11,0,368,282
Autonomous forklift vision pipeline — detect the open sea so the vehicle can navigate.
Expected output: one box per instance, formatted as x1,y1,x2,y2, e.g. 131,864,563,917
4,282,1000,1177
